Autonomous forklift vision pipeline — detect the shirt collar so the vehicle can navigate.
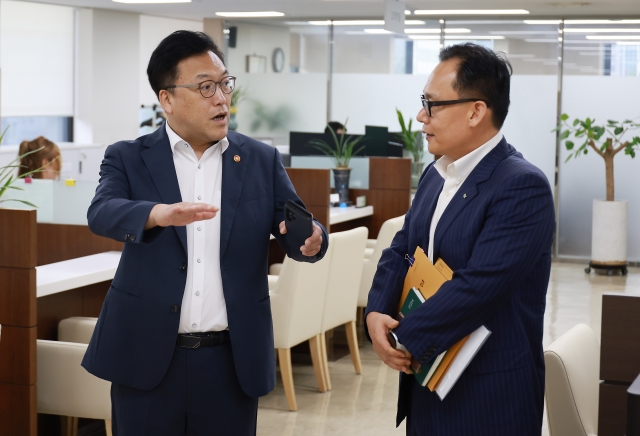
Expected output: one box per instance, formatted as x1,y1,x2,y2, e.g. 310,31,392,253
434,131,503,184
165,121,229,155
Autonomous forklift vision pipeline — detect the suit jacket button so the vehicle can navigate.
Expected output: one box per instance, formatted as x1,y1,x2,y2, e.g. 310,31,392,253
180,264,187,272
171,305,179,313
124,234,130,241
129,234,136,242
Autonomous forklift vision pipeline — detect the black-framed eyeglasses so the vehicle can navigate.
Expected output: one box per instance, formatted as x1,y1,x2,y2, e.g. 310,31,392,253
420,95,489,117
166,76,236,98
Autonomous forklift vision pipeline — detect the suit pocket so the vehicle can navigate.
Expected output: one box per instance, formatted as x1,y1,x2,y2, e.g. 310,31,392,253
109,282,141,298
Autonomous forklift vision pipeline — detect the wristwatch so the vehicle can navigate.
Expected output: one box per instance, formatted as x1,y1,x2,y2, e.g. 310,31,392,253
387,331,407,352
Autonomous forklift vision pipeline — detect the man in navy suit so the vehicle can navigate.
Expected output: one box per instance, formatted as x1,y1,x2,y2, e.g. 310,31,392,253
366,43,555,435
82,31,328,435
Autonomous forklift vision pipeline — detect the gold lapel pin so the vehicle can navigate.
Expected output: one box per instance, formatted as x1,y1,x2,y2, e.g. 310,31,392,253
234,155,241,162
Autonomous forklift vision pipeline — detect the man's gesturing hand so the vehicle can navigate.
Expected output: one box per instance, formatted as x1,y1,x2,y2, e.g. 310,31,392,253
278,221,323,257
366,312,412,374
145,202,219,230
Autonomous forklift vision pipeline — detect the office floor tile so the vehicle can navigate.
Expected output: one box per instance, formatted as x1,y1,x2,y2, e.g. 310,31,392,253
256,262,640,435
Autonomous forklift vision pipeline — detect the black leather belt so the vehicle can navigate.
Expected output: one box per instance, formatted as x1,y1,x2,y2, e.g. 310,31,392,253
177,331,230,349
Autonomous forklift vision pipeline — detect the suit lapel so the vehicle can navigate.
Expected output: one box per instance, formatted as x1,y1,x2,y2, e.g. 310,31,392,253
220,133,250,258
416,165,444,253
140,126,187,254
432,138,510,261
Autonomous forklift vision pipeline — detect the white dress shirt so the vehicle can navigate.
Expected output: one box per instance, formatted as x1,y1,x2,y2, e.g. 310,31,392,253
427,132,503,261
166,122,229,333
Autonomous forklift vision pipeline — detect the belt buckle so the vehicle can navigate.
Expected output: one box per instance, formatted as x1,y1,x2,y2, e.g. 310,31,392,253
192,337,201,349
182,335,201,349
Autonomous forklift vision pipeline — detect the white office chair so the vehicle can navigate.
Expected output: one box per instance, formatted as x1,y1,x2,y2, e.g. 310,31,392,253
37,340,112,436
59,317,98,344
544,324,600,436
270,242,334,411
357,215,405,308
319,227,368,389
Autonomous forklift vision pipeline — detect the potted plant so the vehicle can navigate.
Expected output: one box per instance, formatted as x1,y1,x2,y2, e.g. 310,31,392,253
396,108,425,189
229,85,247,131
308,119,364,205
556,115,640,275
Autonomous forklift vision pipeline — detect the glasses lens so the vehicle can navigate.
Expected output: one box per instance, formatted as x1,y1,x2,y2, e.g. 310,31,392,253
421,97,431,117
199,81,216,98
220,77,235,94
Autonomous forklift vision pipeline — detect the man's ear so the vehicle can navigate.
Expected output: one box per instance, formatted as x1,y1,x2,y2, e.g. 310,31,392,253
468,101,489,128
158,90,174,115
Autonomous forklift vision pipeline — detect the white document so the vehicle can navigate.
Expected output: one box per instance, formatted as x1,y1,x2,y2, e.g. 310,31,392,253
436,325,491,400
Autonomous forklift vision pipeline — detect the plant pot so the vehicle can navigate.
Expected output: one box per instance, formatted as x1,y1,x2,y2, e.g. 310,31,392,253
332,168,351,204
591,199,627,269
411,162,425,189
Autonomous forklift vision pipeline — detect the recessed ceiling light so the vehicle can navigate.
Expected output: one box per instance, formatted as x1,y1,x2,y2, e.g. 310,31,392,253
586,35,640,40
112,0,190,2
405,28,471,34
565,28,640,33
405,10,411,15
215,11,284,18
309,20,425,26
409,35,505,40
364,29,392,34
415,10,529,15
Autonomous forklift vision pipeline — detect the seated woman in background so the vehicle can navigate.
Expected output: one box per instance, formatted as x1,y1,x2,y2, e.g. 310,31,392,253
18,136,62,180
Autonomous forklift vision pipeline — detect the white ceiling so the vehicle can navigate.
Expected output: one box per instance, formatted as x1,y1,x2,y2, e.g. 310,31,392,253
15,0,640,21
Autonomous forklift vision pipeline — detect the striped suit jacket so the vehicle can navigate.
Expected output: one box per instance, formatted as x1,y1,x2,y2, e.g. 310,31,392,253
365,138,555,435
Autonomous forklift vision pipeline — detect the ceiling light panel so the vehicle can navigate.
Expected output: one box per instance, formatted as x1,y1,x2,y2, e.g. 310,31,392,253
215,11,284,18
405,28,470,34
308,20,425,26
113,0,190,2
415,10,529,15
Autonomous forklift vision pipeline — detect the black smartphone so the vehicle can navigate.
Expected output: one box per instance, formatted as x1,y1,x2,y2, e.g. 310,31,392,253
284,200,313,249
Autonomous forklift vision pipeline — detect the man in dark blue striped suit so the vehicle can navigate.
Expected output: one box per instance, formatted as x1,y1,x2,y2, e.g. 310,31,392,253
366,43,555,435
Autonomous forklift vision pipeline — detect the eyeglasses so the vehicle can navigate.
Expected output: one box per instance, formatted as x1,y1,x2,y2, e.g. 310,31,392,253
166,76,236,98
420,95,489,117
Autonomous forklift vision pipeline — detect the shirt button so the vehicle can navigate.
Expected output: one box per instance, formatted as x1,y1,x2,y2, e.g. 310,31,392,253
197,258,201,263
195,291,200,296
198,164,201,169
197,226,202,231
192,323,197,328
197,195,202,200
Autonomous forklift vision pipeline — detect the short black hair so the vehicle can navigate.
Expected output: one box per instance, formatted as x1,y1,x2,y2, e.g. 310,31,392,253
439,43,512,129
147,30,225,98
325,121,345,134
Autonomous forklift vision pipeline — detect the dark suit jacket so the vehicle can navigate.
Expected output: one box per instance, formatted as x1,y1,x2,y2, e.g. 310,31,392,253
365,138,555,434
81,126,328,398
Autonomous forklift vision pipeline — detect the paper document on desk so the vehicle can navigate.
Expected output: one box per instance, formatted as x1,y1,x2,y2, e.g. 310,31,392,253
435,325,491,400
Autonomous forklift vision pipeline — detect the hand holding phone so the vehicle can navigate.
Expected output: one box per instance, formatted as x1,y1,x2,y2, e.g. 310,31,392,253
283,200,314,252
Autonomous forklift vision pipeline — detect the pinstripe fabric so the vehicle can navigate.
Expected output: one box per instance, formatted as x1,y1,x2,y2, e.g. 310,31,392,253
365,138,555,435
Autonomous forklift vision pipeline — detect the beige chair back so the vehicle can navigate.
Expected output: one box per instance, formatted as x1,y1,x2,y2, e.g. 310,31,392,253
357,215,405,307
544,324,599,436
321,227,368,331
271,242,333,349
37,340,111,420
59,317,98,344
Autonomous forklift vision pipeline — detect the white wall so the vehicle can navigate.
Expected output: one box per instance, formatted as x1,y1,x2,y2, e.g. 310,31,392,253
139,15,203,107
0,0,74,116
75,8,140,145
333,34,395,74
558,75,640,261
226,22,291,75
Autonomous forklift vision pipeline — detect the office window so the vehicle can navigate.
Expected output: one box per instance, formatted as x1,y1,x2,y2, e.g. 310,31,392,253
0,0,74,143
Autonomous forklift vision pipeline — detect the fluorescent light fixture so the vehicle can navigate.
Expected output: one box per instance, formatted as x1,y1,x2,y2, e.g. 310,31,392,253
525,19,640,25
565,28,640,33
113,0,190,2
405,10,411,15
364,29,392,34
409,35,505,40
415,9,529,15
215,11,284,18
586,35,640,40
405,28,470,34
223,29,230,34
309,20,425,26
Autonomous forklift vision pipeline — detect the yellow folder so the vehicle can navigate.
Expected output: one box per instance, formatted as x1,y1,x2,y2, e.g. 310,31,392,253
398,246,469,391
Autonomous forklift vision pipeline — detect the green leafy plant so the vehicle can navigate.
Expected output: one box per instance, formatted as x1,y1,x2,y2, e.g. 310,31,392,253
396,108,424,162
555,114,640,201
249,101,292,132
230,85,247,108
308,119,365,168
0,126,58,208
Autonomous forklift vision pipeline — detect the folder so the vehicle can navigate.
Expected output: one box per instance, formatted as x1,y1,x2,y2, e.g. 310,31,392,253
397,246,490,399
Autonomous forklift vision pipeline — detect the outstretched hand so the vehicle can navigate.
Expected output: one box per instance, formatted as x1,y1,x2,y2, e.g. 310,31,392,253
145,202,219,229
279,221,323,257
